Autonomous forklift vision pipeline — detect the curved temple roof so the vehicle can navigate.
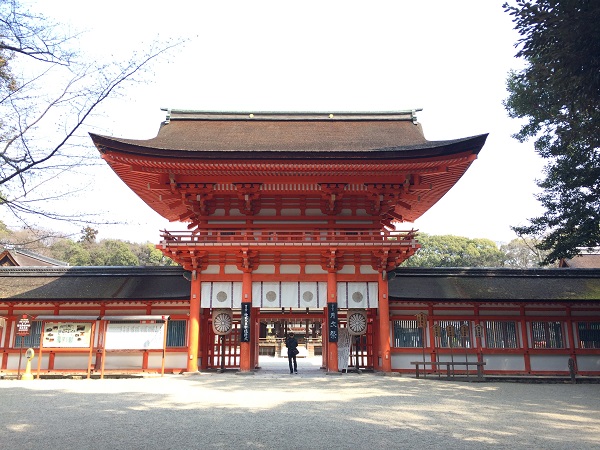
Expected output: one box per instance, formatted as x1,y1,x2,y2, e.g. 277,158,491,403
90,110,487,160
89,110,488,223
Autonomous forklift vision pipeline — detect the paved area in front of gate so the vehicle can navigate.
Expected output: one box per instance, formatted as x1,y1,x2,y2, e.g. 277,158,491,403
1,368,599,449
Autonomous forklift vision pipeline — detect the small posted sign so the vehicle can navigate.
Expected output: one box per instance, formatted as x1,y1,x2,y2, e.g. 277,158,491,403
17,317,31,337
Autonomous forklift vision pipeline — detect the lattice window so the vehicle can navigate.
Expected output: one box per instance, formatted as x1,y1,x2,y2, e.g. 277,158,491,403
530,321,564,349
483,321,519,349
392,320,423,348
14,320,42,348
166,320,187,348
436,320,472,348
578,322,600,349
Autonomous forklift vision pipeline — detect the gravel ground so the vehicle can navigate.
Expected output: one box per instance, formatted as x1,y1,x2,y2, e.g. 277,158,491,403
1,358,599,449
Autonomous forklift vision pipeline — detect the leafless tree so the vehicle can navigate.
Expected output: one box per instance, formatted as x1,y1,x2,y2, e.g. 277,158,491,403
0,0,179,241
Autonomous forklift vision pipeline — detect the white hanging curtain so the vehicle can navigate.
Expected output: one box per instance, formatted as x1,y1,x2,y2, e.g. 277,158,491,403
337,282,378,308
252,281,282,307
299,282,326,308
201,282,242,308
280,282,299,307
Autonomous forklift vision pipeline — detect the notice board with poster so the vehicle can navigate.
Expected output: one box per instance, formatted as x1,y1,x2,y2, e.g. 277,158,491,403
105,323,166,350
43,322,92,348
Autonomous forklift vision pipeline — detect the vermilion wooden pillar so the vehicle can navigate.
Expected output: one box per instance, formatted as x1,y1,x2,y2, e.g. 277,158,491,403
327,271,338,372
1,316,13,370
187,271,201,372
240,271,252,372
378,276,392,372
520,305,531,373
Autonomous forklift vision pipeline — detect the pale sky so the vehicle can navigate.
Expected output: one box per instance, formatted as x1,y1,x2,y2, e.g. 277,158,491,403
8,0,545,244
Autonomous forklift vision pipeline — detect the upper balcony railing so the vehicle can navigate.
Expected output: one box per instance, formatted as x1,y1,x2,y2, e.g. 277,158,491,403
159,229,418,247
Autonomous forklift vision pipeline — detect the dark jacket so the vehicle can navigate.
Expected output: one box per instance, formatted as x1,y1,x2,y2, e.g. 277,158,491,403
285,336,298,357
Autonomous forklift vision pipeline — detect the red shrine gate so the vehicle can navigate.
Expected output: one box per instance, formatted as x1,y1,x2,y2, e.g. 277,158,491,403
204,308,377,371
91,110,487,373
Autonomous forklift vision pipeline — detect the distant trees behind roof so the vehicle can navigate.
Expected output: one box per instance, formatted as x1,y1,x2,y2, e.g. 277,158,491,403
0,222,175,266
400,233,552,268
0,221,550,268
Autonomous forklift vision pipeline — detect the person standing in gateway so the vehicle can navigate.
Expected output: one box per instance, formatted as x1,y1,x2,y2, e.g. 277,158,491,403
286,332,299,374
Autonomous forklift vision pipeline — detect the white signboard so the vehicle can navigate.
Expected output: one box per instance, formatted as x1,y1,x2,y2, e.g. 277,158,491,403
105,323,165,350
43,322,92,348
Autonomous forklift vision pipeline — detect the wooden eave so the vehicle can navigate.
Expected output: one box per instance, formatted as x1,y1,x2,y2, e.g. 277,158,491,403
90,131,487,161
89,112,487,225
95,149,482,223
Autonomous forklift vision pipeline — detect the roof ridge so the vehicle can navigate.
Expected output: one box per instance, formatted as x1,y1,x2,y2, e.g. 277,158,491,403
161,109,423,123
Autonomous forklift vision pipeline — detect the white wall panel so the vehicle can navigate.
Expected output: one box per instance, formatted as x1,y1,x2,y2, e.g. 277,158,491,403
482,354,525,371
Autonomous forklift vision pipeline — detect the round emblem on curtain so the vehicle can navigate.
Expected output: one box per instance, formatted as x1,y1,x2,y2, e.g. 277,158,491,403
212,309,233,335
351,292,364,303
265,291,277,302
302,291,314,303
347,309,367,335
216,291,228,303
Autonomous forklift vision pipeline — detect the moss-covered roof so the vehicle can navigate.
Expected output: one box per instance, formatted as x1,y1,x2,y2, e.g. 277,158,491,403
0,266,189,301
390,268,600,301
3,266,599,303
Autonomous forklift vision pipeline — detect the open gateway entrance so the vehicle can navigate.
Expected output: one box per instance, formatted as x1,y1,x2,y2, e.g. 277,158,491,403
205,308,375,372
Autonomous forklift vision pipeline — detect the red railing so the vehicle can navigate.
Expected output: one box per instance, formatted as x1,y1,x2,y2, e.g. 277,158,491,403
159,229,418,246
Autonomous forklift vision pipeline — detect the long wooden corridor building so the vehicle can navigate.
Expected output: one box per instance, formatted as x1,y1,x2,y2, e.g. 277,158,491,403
1,110,599,377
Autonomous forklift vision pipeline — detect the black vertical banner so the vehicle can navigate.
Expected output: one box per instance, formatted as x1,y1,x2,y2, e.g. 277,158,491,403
328,303,338,342
241,303,251,343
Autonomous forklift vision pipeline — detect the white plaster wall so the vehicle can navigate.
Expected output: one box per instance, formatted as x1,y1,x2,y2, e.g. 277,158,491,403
529,355,571,372
256,208,276,216
224,265,242,274
6,353,48,370
253,265,275,274
148,352,187,370
103,353,144,370
359,265,378,274
203,265,220,274
436,355,479,363
305,209,322,216
576,355,600,371
337,265,355,274
482,354,525,371
280,265,301,274
305,265,326,274
53,354,91,369
391,353,422,370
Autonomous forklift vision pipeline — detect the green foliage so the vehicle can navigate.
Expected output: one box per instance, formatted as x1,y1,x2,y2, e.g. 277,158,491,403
89,240,139,266
500,237,554,268
402,234,506,268
47,236,174,267
503,0,600,264
51,240,90,266
133,243,176,267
